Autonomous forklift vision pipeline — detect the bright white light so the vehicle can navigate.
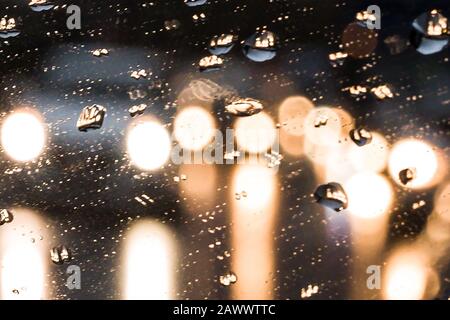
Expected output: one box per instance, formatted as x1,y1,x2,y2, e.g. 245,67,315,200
127,120,171,171
345,172,393,219
123,221,176,300
0,208,47,300
1,111,45,162
235,112,276,154
174,106,215,151
384,251,427,300
388,139,438,189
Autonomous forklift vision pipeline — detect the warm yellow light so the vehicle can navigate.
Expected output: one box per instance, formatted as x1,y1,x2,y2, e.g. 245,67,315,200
174,106,215,151
0,208,47,300
348,132,389,172
235,112,276,154
127,119,171,171
303,107,342,146
232,164,275,210
278,96,314,136
434,183,450,223
123,220,176,300
384,250,427,300
388,139,438,189
344,172,393,219
231,164,277,299
1,111,46,162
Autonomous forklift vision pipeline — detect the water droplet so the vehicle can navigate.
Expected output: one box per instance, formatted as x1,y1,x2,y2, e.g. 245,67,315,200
92,48,109,57
184,0,207,7
243,30,277,62
371,85,393,100
313,114,329,128
328,51,348,67
128,103,147,117
411,10,449,55
164,19,181,31
77,104,106,132
314,182,348,212
399,168,416,185
349,127,372,146
29,0,55,12
50,245,72,265
219,271,237,286
265,151,283,168
225,98,263,116
0,209,14,226
130,69,149,80
0,17,20,38
198,55,223,72
209,34,237,55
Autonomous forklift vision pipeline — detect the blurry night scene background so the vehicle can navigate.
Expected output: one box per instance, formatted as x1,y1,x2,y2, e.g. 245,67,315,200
0,0,449,300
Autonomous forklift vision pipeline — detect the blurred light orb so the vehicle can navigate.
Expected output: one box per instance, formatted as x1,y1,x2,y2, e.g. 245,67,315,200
1,111,45,162
344,172,393,219
388,139,438,189
434,182,450,223
303,107,342,146
278,96,314,136
235,112,276,154
348,132,389,172
384,251,427,300
174,106,215,151
127,120,171,171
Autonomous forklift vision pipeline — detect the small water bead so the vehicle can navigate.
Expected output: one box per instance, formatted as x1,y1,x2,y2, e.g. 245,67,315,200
184,0,207,7
29,0,55,12
77,104,106,132
209,34,237,55
225,98,263,116
0,17,20,39
399,168,416,185
314,182,348,212
411,10,448,55
198,55,223,72
0,209,14,226
92,48,109,57
328,51,348,67
349,127,372,147
243,30,277,62
371,85,393,100
50,245,72,265
128,104,147,117
130,69,149,80
219,271,237,286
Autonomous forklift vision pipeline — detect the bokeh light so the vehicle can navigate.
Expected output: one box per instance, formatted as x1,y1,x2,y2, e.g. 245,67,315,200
235,111,276,154
388,139,439,189
1,110,46,162
127,119,171,171
174,106,215,151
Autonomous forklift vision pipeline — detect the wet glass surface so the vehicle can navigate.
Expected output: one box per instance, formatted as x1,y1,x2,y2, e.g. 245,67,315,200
0,0,449,300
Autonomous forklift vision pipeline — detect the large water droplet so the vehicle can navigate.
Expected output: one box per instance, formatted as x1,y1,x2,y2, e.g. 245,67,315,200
399,168,416,185
243,30,277,62
209,34,237,55
350,127,372,146
225,98,264,116
314,182,348,212
411,10,449,55
77,104,106,132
